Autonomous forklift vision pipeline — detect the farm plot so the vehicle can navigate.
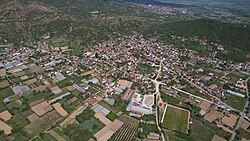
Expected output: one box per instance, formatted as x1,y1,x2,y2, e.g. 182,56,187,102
24,116,51,137
161,104,190,134
111,123,138,141
110,115,139,141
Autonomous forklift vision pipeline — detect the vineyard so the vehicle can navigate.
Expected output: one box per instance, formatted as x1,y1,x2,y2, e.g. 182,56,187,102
111,123,138,141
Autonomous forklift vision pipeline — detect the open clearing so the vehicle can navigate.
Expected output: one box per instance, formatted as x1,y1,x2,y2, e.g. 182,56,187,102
161,104,190,134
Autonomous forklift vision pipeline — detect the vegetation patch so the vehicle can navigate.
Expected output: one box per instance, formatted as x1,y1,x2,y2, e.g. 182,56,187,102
161,105,189,134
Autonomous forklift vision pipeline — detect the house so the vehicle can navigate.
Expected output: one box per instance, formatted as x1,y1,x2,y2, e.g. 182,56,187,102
126,93,154,116
226,90,245,98
73,84,85,93
49,92,71,104
20,75,29,80
117,79,133,89
50,86,62,95
89,77,99,84
54,72,65,82
12,85,31,95
198,101,212,116
104,98,115,105
92,103,110,117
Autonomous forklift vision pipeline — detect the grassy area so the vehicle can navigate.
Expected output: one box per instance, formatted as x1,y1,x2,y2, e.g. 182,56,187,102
161,94,181,106
88,87,98,94
61,98,79,114
91,117,105,134
53,127,70,140
189,120,215,141
113,96,128,112
0,87,15,98
7,114,30,128
138,123,159,139
40,133,57,141
0,96,6,112
228,72,248,84
164,130,188,141
24,117,51,137
12,133,29,141
236,128,250,140
161,105,189,134
118,115,139,126
72,75,85,84
225,95,245,111
56,79,71,88
23,91,54,104
137,63,152,74
163,119,229,141
106,112,118,121
182,86,210,99
141,115,156,121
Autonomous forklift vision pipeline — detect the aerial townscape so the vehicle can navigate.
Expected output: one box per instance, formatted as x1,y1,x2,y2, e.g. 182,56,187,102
0,0,250,141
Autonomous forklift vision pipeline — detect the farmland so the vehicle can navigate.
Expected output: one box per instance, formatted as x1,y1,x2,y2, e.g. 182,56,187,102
110,123,138,141
225,95,245,111
161,104,190,134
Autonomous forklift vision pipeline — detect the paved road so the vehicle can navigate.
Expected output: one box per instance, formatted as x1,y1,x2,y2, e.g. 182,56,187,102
230,77,250,141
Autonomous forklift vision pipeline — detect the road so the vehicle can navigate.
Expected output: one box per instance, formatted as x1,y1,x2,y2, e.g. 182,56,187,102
149,61,166,141
230,77,250,141
185,78,237,111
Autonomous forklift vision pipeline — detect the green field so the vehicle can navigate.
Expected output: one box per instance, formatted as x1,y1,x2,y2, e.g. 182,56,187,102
162,105,189,134
225,95,245,111
139,123,159,139
164,119,230,141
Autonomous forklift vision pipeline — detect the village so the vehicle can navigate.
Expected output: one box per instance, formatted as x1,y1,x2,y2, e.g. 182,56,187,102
0,35,250,141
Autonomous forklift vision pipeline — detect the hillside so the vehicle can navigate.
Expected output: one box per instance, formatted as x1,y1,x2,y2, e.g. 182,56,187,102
145,19,250,62
0,0,157,46
0,0,249,62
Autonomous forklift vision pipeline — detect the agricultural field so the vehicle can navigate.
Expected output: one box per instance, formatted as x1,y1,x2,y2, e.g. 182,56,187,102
24,117,51,137
182,85,210,99
163,119,230,141
138,123,159,139
225,95,245,111
227,72,248,84
161,104,190,134
161,93,181,106
137,63,153,74
110,123,138,141
109,115,139,141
